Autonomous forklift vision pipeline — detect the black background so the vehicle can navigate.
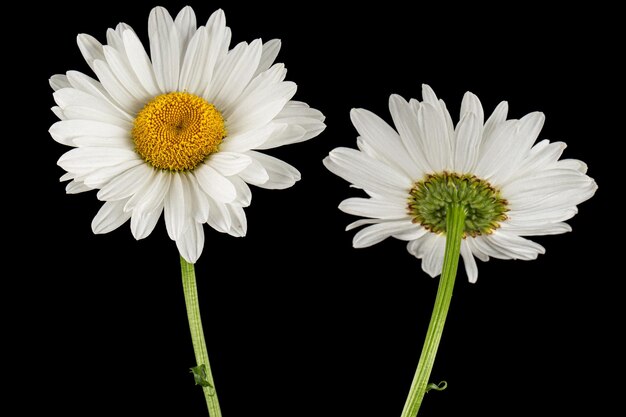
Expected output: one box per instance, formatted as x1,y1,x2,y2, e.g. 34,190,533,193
15,0,620,415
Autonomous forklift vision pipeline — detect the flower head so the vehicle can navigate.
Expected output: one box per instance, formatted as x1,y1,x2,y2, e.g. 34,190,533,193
50,6,325,263
324,85,596,282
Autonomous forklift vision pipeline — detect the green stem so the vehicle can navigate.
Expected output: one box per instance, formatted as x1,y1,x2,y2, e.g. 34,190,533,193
180,256,222,417
400,204,466,417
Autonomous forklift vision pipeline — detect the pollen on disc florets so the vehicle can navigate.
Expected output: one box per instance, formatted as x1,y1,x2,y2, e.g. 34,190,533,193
132,92,226,171
408,172,509,237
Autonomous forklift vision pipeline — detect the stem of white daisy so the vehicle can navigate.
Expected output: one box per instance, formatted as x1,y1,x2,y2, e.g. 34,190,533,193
400,204,466,417
180,256,222,417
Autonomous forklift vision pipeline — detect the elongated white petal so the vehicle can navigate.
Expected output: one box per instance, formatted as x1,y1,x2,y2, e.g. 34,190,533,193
323,148,412,199
460,240,479,283
339,197,409,219
164,174,186,239
351,108,420,178
254,39,281,77
194,164,237,203
207,152,252,176
97,163,153,201
122,30,160,96
92,199,132,234
352,220,415,248
177,221,204,263
148,6,180,92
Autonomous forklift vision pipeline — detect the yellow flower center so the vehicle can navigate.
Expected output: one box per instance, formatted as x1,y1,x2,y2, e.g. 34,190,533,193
132,92,226,171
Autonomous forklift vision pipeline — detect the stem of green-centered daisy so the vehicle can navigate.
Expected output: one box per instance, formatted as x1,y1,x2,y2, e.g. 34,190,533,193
400,204,466,417
180,256,222,417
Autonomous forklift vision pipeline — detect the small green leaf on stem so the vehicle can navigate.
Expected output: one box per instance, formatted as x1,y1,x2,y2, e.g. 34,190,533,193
190,364,213,388
425,381,448,393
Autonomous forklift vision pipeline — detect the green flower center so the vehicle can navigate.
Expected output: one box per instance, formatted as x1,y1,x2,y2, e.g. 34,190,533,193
408,172,509,237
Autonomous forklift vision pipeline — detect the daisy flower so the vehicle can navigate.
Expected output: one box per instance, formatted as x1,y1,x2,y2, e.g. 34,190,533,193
324,84,596,283
324,84,596,416
50,6,325,264
49,6,324,416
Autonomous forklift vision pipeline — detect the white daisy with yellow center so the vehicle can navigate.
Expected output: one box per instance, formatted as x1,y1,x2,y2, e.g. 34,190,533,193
50,6,325,263
324,84,596,283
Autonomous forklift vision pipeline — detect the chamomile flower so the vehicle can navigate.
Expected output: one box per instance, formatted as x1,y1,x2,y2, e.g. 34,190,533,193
50,6,325,263
324,84,596,282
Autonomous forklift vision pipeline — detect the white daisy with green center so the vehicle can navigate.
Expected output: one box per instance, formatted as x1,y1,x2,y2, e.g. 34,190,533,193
324,84,596,416
49,6,324,416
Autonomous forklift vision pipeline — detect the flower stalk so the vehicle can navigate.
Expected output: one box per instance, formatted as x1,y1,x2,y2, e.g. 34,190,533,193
180,257,222,417
400,204,466,417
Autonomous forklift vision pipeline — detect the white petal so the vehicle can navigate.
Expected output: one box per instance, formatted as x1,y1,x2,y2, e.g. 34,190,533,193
417,102,452,172
460,92,485,125
148,6,180,92
421,84,439,105
200,9,227,90
207,152,252,176
245,151,300,190
460,240,478,283
256,124,307,150
122,30,160,96
353,220,416,248
254,39,281,77
499,220,572,236
51,106,66,120
393,224,428,241
174,6,197,55
77,33,105,72
208,40,262,110
176,221,204,263
388,94,432,176
194,164,237,203
220,124,276,153
66,180,92,194
50,120,129,146
453,112,481,173
130,201,163,240
96,163,153,201
103,45,150,102
92,59,142,114
503,169,594,200
92,199,132,234
350,108,420,178
483,101,508,141
346,218,385,231
421,234,446,277
465,238,490,262
53,88,129,125
227,175,252,207
164,174,186,239
72,135,132,149
233,64,287,109
206,196,231,233
66,71,133,120
473,120,518,182
226,81,297,136
490,112,546,184
50,74,71,91
58,147,138,174
226,205,248,237
479,232,545,260
338,197,409,219
125,170,171,212
178,26,211,92
269,100,326,144
81,159,144,188
237,156,269,185
323,148,412,200
187,174,210,222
